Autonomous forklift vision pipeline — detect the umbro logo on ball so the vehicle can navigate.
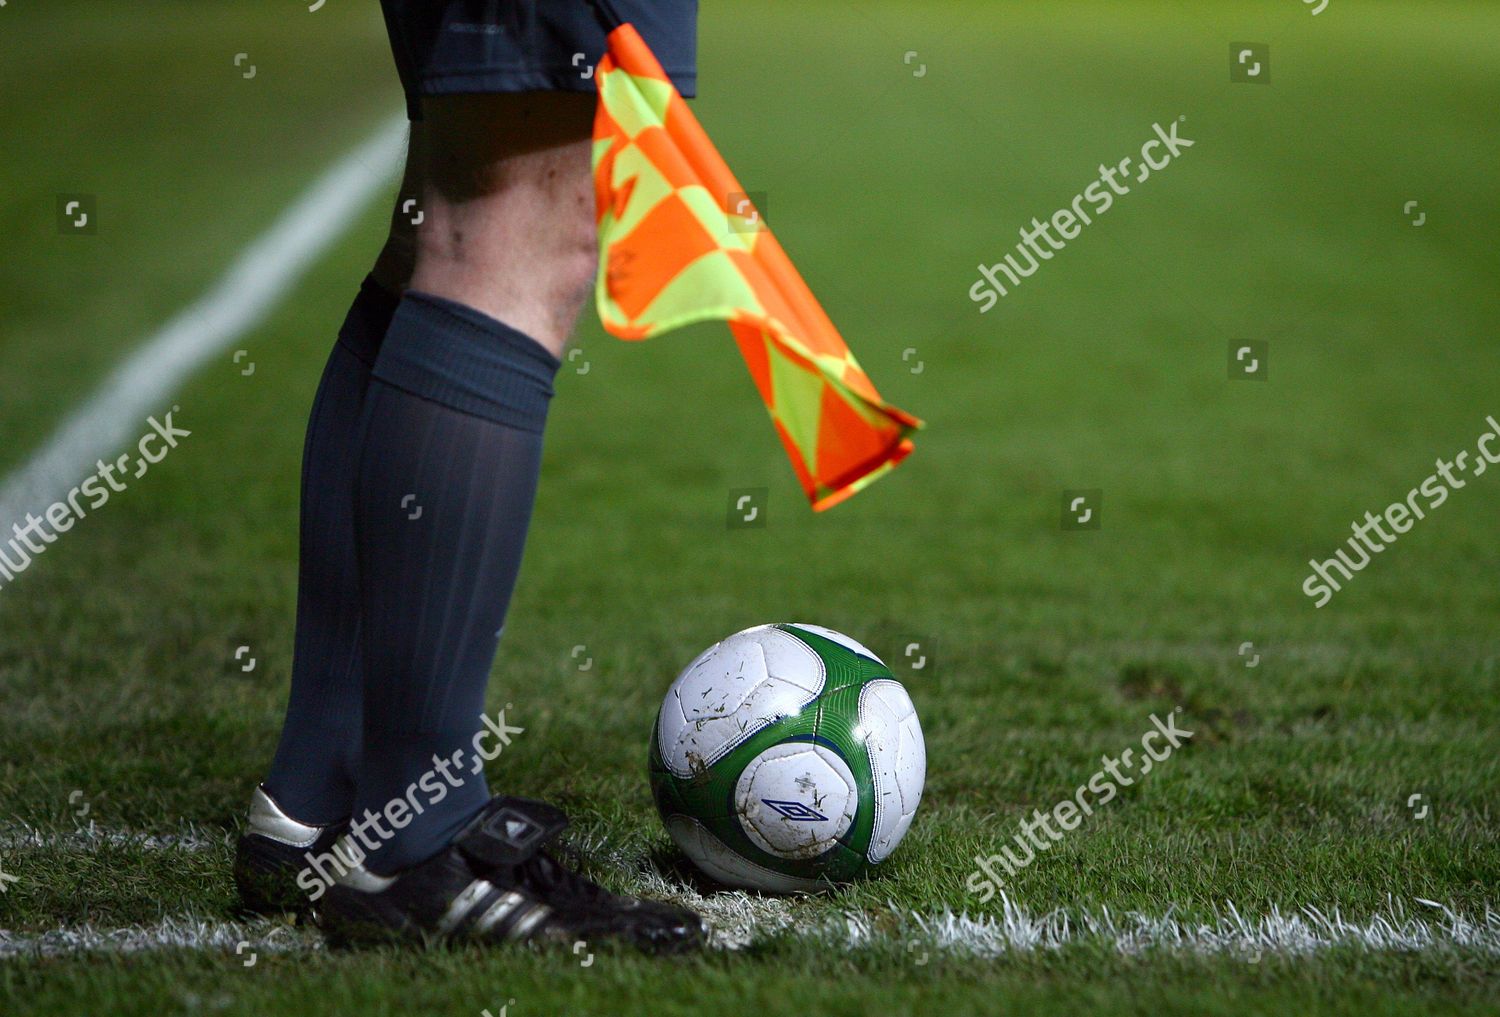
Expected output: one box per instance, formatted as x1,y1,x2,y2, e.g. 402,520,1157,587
760,799,830,822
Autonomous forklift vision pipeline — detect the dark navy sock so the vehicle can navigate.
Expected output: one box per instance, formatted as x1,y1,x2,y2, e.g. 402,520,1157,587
264,275,398,825
350,291,559,875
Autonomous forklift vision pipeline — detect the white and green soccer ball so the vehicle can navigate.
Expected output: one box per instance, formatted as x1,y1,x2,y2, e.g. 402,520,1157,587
649,623,925,892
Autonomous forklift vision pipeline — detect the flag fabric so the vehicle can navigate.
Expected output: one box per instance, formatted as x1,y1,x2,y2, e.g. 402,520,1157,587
591,22,922,511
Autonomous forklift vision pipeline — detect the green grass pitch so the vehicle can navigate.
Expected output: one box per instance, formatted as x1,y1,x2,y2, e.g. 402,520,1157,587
1,1,1497,1014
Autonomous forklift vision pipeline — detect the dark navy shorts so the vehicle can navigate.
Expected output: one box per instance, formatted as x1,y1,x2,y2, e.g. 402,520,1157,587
379,0,698,120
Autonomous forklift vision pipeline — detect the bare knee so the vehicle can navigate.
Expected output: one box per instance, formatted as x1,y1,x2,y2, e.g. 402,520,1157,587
406,93,599,358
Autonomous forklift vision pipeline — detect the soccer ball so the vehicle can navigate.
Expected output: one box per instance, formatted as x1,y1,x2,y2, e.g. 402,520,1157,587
648,623,925,892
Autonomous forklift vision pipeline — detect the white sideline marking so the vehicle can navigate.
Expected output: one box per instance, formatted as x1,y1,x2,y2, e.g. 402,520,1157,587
630,871,1500,956
0,114,408,531
0,917,318,960
839,895,1500,958
1,897,1495,960
0,822,225,853
6,829,1494,959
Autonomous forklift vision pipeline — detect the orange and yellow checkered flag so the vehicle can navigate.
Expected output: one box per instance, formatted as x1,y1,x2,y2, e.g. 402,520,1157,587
592,23,922,511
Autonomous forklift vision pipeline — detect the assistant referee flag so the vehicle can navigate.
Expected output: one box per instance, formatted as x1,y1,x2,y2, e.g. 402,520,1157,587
591,22,922,511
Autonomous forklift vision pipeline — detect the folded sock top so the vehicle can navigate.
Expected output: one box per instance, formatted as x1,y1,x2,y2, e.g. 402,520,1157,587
373,291,562,433
336,275,402,367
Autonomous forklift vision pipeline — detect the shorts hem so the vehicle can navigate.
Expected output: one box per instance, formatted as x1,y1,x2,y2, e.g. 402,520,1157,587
403,70,697,120
402,69,699,120
418,67,696,97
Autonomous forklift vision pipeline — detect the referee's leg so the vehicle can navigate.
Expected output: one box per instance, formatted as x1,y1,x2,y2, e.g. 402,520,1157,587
348,91,596,872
